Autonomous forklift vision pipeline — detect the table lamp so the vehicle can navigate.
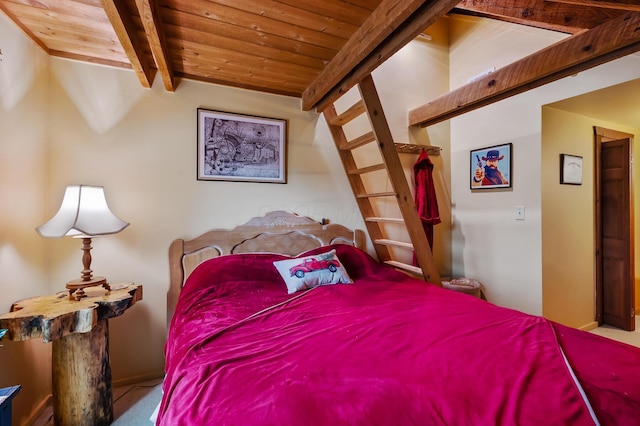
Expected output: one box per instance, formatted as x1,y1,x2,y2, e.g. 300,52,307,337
36,185,129,300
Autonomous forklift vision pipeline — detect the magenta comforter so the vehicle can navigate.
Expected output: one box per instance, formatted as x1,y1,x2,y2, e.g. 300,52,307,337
158,245,640,425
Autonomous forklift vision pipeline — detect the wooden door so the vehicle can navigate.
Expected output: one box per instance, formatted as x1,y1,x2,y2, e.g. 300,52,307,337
598,136,635,331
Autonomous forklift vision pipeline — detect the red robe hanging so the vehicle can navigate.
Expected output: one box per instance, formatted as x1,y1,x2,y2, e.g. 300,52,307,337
414,148,441,253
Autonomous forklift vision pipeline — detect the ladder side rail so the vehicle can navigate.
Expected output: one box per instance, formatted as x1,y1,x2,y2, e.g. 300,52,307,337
358,75,442,285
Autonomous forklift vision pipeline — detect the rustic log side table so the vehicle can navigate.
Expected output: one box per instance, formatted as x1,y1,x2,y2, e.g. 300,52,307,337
0,283,142,426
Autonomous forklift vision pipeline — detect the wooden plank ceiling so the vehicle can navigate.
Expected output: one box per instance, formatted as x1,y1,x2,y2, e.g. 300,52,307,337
0,0,638,120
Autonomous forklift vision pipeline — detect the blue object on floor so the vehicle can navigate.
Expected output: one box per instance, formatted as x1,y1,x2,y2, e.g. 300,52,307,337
0,385,21,426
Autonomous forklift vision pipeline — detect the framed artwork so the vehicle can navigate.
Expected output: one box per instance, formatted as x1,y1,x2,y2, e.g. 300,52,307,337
560,154,583,185
470,143,512,190
197,108,288,183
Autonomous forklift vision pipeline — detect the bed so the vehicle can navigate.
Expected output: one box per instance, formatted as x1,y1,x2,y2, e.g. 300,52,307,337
158,211,640,425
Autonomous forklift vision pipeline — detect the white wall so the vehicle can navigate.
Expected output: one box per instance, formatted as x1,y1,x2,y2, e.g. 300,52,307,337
449,15,640,315
0,12,52,423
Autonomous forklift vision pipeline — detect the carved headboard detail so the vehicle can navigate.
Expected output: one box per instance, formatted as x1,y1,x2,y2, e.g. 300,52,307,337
167,211,365,328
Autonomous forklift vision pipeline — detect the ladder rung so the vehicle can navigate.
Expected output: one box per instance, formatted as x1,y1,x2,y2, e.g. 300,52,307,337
355,191,396,199
328,100,366,126
384,260,424,276
348,163,385,175
340,131,376,151
374,239,414,250
365,217,404,223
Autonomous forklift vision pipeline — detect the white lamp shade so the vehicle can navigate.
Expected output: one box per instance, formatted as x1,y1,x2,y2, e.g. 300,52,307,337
36,185,129,238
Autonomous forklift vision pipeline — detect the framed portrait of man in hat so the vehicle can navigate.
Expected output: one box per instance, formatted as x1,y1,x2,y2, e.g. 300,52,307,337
470,143,512,190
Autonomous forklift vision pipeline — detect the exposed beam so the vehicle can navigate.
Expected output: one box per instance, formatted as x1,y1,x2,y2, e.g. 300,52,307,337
454,0,628,34
135,0,175,91
302,0,460,111
409,12,640,128
312,0,461,113
101,0,156,88
546,0,640,12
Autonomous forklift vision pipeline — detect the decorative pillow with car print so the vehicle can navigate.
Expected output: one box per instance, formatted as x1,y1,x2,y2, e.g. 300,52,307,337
273,249,353,294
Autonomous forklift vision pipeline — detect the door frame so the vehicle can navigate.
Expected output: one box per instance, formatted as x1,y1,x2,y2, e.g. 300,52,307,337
594,126,635,326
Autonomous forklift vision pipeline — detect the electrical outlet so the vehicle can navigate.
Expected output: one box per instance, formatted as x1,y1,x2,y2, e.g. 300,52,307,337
515,206,525,221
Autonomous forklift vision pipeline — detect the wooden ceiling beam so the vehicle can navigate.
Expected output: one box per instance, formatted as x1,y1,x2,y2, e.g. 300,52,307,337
408,12,640,128
135,0,175,91
312,0,460,113
301,0,460,111
101,0,156,88
454,0,628,34
545,0,640,12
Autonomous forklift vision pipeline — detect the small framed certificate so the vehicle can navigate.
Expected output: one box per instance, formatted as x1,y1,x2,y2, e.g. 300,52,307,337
560,154,583,185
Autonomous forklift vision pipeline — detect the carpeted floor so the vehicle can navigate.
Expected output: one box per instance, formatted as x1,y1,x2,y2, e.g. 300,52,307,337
112,379,163,425
34,379,162,425
589,316,640,348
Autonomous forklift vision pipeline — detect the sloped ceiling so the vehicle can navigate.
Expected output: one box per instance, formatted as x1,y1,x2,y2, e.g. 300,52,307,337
0,0,639,119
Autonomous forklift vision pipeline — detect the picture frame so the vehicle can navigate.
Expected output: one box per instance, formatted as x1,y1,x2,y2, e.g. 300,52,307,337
470,143,512,190
197,108,288,183
560,154,583,185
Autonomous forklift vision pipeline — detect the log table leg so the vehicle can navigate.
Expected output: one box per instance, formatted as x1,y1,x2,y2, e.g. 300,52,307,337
52,319,113,426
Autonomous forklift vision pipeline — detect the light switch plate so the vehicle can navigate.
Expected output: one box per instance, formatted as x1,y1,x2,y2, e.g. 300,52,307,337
515,206,525,220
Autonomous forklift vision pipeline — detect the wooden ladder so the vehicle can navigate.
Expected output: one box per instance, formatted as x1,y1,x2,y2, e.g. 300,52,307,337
322,75,441,284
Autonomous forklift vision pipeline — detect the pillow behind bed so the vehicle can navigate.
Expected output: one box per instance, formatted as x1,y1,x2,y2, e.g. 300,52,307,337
273,249,353,294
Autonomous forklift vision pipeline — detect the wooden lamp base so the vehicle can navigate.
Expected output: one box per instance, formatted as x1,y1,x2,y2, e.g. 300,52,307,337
67,237,111,301
66,277,111,301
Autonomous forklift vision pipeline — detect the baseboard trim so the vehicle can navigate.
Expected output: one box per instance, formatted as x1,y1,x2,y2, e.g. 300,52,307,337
22,394,52,426
112,370,165,388
579,321,599,331
23,372,164,425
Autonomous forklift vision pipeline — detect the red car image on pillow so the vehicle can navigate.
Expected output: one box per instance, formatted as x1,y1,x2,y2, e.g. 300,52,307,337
289,257,340,278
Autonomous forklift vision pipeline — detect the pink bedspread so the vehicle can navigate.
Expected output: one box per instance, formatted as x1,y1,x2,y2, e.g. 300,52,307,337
158,245,640,425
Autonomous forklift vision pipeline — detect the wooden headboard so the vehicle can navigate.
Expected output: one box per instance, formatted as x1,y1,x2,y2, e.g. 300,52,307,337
167,211,365,328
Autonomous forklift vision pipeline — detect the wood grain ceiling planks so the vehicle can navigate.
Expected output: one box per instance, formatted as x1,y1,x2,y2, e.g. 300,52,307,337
0,0,637,118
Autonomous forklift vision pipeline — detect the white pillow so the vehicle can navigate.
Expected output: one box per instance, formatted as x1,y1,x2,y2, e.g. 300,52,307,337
273,249,353,294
